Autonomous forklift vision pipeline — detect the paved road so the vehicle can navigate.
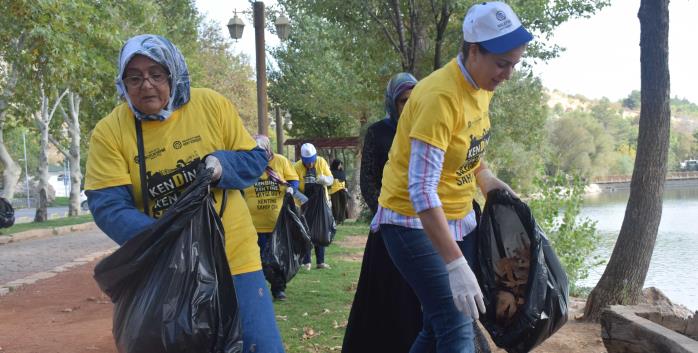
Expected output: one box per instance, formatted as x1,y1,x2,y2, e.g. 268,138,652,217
0,229,115,284
12,207,79,224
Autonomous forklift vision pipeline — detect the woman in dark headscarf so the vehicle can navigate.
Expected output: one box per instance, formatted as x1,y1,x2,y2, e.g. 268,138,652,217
343,72,421,353
328,159,349,224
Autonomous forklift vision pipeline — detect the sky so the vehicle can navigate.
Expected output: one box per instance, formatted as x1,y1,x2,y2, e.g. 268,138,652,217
196,0,698,103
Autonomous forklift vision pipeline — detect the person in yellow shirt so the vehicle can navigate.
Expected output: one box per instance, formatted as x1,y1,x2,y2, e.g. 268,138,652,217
328,159,349,224
293,143,334,269
372,2,531,352
84,34,285,353
244,135,299,301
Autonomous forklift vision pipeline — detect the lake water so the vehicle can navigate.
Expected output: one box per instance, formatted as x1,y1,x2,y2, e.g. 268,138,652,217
579,185,698,311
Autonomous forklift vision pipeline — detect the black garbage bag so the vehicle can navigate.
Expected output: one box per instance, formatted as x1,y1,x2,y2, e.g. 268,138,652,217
301,183,336,246
262,193,312,284
0,197,15,228
330,189,349,224
477,189,569,353
93,168,243,353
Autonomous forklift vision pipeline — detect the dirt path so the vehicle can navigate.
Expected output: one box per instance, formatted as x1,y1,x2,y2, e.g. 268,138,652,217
0,261,117,353
0,235,607,353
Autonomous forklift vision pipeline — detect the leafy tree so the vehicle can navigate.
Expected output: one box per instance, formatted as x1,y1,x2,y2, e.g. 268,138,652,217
529,174,600,294
622,90,641,110
487,71,548,193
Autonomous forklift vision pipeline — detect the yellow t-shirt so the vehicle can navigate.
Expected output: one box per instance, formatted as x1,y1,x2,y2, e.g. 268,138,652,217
379,59,493,219
243,154,299,233
293,156,332,193
85,88,262,275
328,178,346,195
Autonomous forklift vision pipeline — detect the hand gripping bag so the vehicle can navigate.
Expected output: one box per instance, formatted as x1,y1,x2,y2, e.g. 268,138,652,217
478,189,569,353
301,183,336,246
262,193,312,283
93,168,242,353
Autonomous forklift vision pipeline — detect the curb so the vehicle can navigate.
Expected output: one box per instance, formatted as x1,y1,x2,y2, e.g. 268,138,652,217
0,222,98,245
0,246,118,297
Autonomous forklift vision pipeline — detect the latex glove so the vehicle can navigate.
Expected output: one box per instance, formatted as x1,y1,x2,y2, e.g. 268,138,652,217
476,168,518,199
286,187,294,194
205,155,222,182
317,175,334,187
446,256,486,320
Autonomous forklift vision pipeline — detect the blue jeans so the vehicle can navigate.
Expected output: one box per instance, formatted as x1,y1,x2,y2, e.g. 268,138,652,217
302,244,325,264
232,270,285,353
381,224,475,353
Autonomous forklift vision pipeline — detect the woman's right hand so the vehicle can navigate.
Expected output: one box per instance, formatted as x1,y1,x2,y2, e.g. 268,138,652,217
446,256,486,320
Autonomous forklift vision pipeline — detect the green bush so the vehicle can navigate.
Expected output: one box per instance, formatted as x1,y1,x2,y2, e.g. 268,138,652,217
529,174,601,295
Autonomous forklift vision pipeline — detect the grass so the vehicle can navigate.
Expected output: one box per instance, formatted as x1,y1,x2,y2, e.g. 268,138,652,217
0,214,94,236
50,197,72,207
274,222,368,353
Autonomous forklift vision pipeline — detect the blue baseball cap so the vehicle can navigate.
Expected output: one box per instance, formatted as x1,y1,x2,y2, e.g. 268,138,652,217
462,2,533,54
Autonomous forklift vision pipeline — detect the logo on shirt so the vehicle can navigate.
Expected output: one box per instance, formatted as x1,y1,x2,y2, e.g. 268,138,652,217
172,135,202,150
456,128,491,186
145,155,201,218
253,179,281,211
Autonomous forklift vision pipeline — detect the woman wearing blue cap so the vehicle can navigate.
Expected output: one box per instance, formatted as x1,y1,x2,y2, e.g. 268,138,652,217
84,34,286,352
372,2,532,352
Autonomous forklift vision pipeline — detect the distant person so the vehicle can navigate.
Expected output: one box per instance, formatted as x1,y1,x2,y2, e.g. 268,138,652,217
244,135,299,301
373,2,530,351
343,72,420,353
293,143,334,270
329,159,349,224
0,197,15,228
84,34,285,352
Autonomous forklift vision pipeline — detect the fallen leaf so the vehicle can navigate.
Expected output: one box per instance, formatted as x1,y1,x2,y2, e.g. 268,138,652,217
302,327,318,340
276,315,288,321
61,308,73,313
86,297,97,302
322,308,331,314
302,312,308,317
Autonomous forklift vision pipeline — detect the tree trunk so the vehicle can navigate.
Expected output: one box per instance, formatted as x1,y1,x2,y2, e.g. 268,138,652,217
347,147,362,219
66,93,81,216
33,88,68,222
583,0,670,322
0,113,21,201
34,110,50,222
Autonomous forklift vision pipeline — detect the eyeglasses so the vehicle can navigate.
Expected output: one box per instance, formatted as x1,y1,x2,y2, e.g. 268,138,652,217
123,71,170,89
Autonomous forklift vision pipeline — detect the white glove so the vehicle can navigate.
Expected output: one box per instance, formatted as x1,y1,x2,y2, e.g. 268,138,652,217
446,256,486,320
205,156,222,182
317,175,334,187
286,187,294,194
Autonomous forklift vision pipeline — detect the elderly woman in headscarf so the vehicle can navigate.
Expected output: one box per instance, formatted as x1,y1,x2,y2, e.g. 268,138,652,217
243,135,300,301
343,72,421,353
84,34,286,353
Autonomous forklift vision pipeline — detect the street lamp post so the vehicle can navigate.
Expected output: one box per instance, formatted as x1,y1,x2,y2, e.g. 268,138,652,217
227,2,291,136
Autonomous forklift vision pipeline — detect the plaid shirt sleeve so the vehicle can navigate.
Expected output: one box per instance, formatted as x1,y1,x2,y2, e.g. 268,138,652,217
408,138,445,213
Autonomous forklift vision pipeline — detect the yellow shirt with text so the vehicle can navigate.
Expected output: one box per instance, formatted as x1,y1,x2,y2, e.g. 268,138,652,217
379,59,493,219
243,154,299,233
85,88,262,275
293,156,332,193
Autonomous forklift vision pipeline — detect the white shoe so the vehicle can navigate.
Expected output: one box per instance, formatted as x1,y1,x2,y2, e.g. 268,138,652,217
316,263,331,269
303,263,312,270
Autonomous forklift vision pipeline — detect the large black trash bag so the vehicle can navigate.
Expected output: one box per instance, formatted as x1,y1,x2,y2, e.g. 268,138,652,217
477,189,569,353
301,183,336,246
262,193,312,283
93,168,243,353
0,197,15,228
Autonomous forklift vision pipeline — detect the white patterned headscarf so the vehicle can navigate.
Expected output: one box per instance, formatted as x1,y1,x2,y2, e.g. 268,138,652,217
115,34,191,121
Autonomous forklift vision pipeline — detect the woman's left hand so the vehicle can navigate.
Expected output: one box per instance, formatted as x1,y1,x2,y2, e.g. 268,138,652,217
476,168,518,199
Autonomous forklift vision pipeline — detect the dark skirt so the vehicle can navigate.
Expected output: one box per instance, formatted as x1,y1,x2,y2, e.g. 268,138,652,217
343,228,492,353
342,229,422,353
330,189,349,224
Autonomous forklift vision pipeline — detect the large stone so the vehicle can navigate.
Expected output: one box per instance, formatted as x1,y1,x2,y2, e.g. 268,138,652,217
602,305,698,353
